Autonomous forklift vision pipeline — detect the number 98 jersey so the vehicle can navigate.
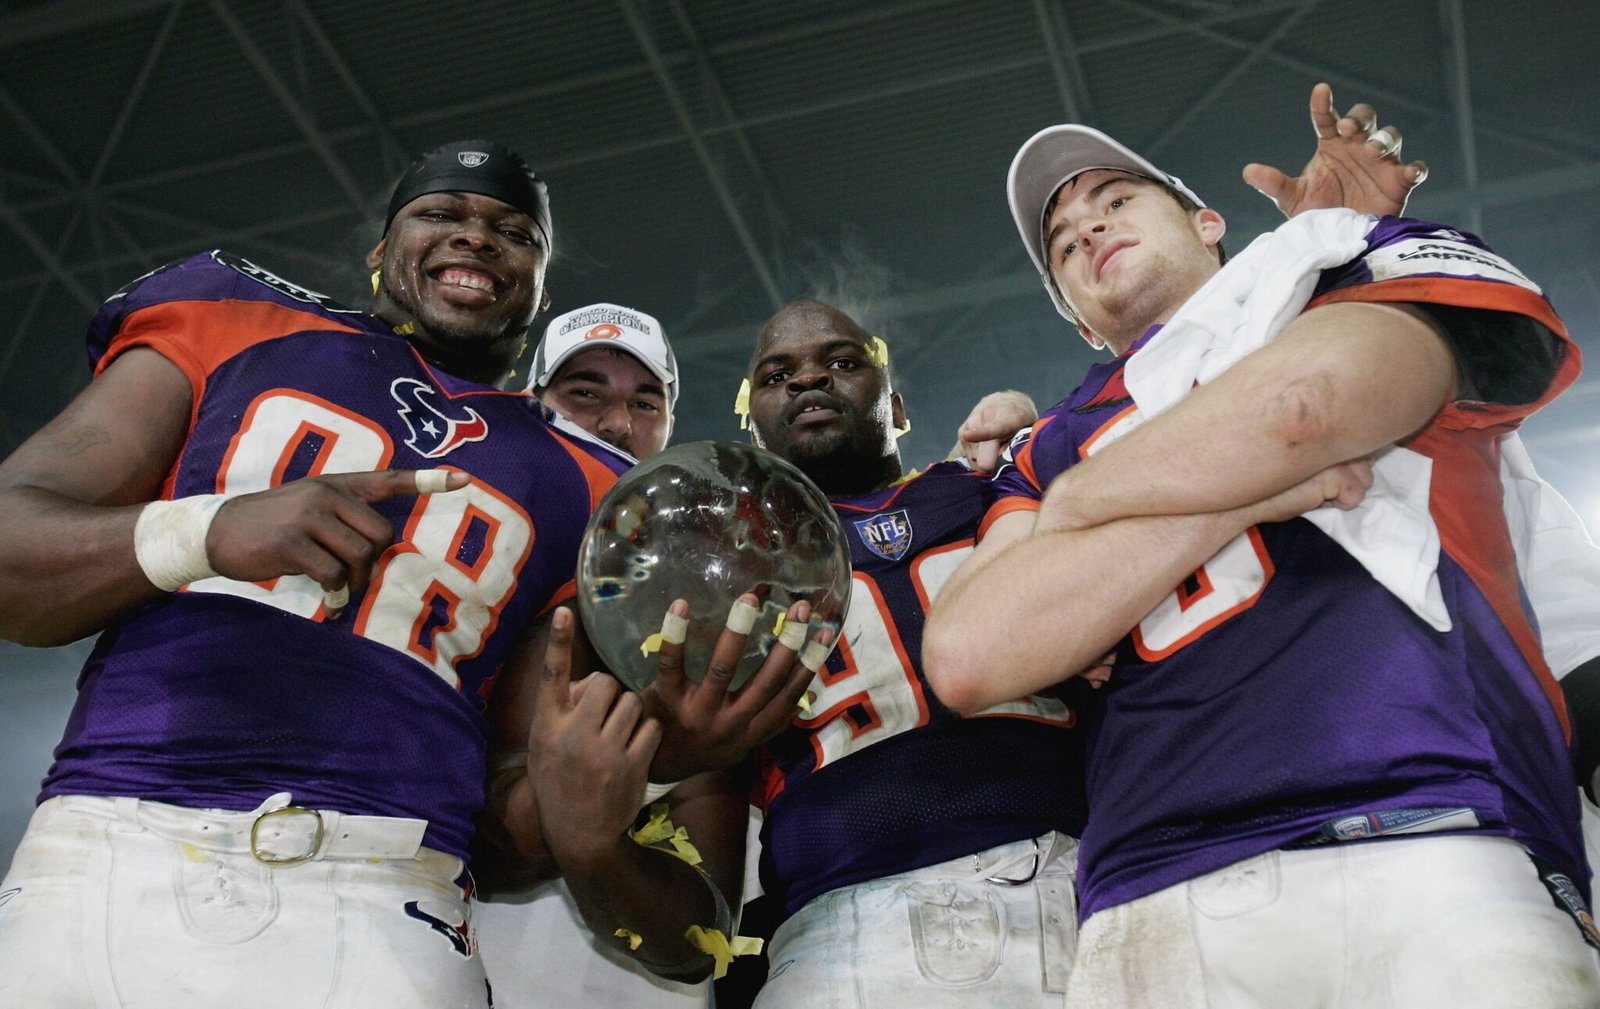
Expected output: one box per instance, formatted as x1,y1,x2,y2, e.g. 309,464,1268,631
41,251,624,861
754,461,1089,919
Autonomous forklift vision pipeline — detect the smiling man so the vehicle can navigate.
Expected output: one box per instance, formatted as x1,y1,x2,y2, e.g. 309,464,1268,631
0,140,646,1009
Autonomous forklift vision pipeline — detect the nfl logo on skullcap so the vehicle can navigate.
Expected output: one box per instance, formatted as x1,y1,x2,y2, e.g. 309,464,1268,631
457,151,489,168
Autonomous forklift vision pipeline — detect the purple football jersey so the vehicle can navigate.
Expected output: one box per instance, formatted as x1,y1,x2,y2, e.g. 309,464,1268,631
990,218,1586,920
755,461,1089,918
41,251,627,860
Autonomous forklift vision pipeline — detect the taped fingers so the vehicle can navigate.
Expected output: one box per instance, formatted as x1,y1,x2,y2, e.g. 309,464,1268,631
777,615,809,651
799,632,836,673
322,584,350,616
414,469,456,494
724,598,758,636
650,600,693,690
661,609,689,646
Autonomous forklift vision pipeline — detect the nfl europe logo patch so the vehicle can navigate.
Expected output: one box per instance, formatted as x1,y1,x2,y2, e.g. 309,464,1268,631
854,509,912,561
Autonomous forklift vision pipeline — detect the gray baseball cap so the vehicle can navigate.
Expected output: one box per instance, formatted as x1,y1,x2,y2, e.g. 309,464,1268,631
1007,124,1204,319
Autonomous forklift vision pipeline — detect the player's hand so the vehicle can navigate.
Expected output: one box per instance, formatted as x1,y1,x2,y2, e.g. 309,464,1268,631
954,390,1038,473
1243,82,1428,219
525,606,662,868
205,468,468,605
642,595,827,781
1245,457,1374,526
1082,651,1116,689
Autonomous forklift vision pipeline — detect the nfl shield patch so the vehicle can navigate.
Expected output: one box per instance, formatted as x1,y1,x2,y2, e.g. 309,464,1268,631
854,509,913,561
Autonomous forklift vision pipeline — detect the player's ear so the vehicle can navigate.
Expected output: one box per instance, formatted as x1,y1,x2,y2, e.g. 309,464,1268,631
1195,208,1226,249
538,287,552,313
365,239,386,271
890,392,908,434
1060,296,1106,351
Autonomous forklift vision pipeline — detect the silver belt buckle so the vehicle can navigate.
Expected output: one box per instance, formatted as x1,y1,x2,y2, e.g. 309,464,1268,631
984,837,1042,886
250,806,324,866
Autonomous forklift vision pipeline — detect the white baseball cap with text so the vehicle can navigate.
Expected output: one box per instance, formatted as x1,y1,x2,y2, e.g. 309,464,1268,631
528,302,678,406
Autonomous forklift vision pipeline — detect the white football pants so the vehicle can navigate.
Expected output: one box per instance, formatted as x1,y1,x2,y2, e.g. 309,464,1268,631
753,831,1077,1009
1070,834,1600,1008
0,796,488,1009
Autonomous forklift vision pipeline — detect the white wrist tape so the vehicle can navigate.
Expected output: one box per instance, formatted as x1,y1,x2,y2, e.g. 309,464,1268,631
641,780,681,805
133,495,227,591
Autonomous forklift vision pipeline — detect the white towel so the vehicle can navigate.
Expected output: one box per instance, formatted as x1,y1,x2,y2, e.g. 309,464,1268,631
1499,432,1600,679
1121,209,1451,630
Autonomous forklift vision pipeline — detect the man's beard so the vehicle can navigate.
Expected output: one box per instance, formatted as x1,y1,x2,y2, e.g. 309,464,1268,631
388,284,529,373
783,426,894,497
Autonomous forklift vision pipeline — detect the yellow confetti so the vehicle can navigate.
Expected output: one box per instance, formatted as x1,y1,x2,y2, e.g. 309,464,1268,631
630,803,704,865
772,611,786,639
797,691,813,714
733,379,752,430
640,632,663,657
180,843,208,863
685,926,765,980
866,335,891,368
614,928,643,951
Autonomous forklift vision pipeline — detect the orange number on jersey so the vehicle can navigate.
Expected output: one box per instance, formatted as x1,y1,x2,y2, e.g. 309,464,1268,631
803,540,1072,770
187,391,532,688
802,573,929,770
1080,402,1274,659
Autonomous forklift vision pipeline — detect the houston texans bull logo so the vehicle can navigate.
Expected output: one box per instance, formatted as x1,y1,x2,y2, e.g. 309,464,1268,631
391,378,489,458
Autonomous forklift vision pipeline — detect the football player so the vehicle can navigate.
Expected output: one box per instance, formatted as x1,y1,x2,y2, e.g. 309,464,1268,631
924,88,1600,1006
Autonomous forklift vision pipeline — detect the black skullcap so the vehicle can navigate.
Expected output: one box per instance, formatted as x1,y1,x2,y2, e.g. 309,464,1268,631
384,140,551,247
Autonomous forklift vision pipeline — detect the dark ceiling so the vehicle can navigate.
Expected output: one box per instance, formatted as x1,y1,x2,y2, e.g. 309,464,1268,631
2,0,1597,515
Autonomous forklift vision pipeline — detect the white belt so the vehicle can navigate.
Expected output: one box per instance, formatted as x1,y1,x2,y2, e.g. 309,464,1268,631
59,792,428,867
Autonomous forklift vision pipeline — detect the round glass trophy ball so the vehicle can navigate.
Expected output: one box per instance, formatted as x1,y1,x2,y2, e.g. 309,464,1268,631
576,440,851,692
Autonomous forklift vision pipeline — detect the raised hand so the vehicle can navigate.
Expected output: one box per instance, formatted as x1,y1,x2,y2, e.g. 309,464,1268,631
1243,82,1429,219
525,606,662,864
205,468,469,604
643,595,828,781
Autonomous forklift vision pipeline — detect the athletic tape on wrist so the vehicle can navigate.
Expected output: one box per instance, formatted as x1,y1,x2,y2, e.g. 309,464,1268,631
133,495,227,591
